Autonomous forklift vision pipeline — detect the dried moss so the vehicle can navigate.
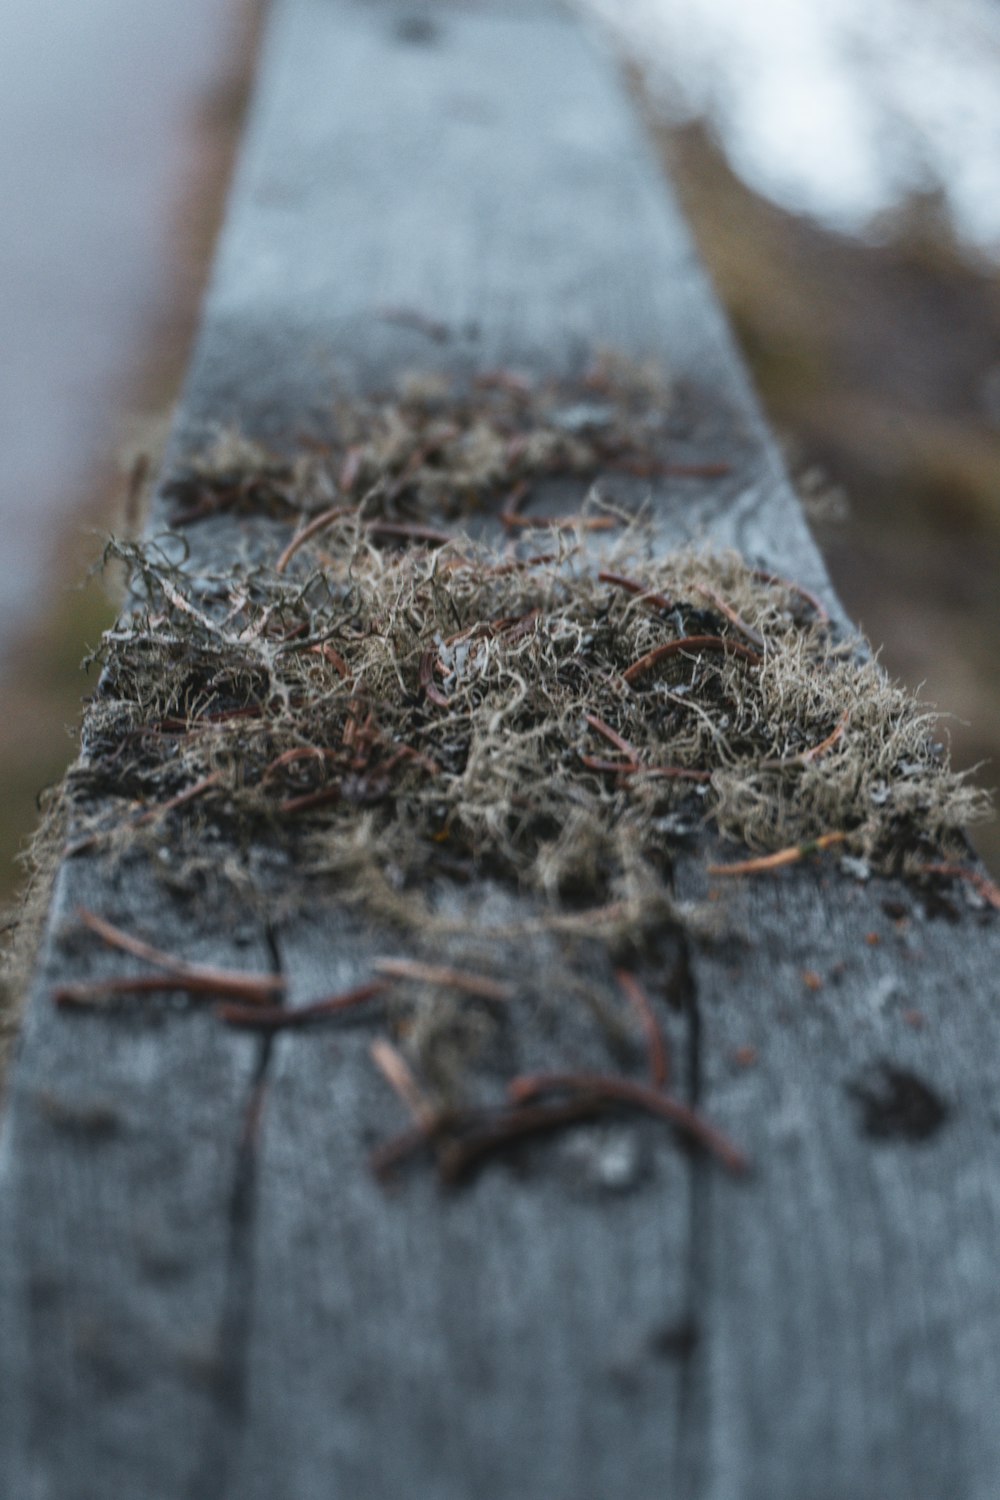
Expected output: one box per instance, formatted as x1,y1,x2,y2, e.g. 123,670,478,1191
47,367,993,1121
160,356,674,529
70,519,988,922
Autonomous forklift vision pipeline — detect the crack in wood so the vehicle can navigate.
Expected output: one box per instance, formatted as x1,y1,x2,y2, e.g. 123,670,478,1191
187,924,282,1500
672,933,712,1495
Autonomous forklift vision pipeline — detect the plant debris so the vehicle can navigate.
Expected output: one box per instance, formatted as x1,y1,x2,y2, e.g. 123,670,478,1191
46,359,995,1182
73,526,988,903
159,356,684,533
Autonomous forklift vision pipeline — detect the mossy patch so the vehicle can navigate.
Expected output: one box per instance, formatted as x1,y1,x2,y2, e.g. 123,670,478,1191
72,518,988,917
160,355,675,530
31,366,994,1143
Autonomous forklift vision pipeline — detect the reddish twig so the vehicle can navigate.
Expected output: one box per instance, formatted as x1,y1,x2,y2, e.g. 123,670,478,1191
799,712,850,763
918,862,1000,913
584,712,641,760
276,505,352,573
580,754,643,775
761,711,850,770
261,746,341,783
615,970,670,1089
708,831,848,876
438,1099,610,1183
307,641,351,678
498,608,541,644
751,568,830,624
419,648,451,708
692,584,765,650
133,773,222,826
598,572,675,613
71,908,284,1003
636,765,712,782
508,1072,748,1174
624,635,762,684
278,785,343,815
370,1037,438,1129
374,958,513,1003
216,981,386,1030
54,975,272,1009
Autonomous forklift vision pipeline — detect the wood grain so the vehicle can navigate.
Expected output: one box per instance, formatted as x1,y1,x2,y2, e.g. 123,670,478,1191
3,1,999,1497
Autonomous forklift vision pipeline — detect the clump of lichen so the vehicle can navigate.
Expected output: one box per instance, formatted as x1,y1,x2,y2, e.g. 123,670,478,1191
69,518,989,934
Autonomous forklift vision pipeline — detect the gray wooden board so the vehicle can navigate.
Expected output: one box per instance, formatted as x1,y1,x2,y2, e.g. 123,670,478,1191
160,0,833,614
673,851,1000,1500
3,0,1000,1496
0,859,275,1500
230,899,694,1500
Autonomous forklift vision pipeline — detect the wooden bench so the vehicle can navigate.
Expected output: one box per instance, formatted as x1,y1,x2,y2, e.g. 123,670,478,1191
3,2,1000,1496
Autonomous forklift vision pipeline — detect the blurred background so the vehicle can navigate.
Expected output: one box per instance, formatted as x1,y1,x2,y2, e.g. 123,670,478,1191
0,0,260,901
1,0,997,905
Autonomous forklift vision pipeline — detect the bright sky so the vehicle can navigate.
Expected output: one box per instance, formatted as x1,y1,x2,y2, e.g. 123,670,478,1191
581,0,1000,257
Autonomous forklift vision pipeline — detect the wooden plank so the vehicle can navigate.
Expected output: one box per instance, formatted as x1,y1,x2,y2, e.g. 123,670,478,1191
3,0,1000,1496
164,0,832,607
0,859,274,1499
674,852,1000,1500
231,904,694,1500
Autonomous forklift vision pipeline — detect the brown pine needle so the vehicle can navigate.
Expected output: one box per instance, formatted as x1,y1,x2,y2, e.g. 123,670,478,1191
73,908,284,1002
761,711,850,770
307,642,351,678
261,746,340,782
216,981,386,1030
636,765,712,783
419,649,450,707
374,958,513,1003
615,969,670,1088
708,831,848,877
624,635,762,684
370,1037,438,1129
918,862,1000,912
580,754,642,775
751,568,830,624
438,1099,609,1183
692,584,765,650
585,711,641,760
276,505,352,573
598,571,675,612
508,1072,748,1174
54,975,275,1009
134,773,222,826
279,785,343,815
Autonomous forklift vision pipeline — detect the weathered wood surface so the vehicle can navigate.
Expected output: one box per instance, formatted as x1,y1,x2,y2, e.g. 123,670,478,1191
3,1,1000,1497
